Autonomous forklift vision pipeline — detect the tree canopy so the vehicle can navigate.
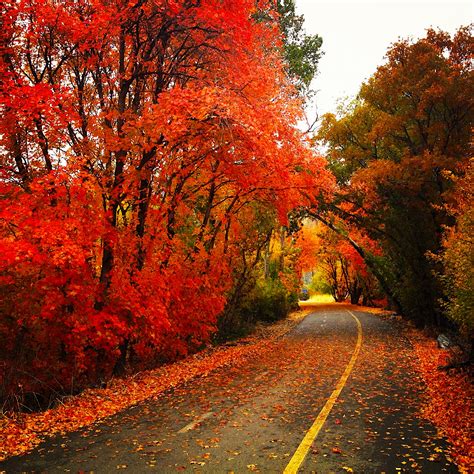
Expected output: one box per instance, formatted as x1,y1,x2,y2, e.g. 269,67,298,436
0,0,330,406
316,27,473,327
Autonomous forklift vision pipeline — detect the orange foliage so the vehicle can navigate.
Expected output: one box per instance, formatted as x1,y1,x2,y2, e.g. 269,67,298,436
318,27,473,326
295,225,321,274
0,0,332,404
295,223,380,304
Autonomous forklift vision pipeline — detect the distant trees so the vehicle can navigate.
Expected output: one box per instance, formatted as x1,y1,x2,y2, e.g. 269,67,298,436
295,223,381,305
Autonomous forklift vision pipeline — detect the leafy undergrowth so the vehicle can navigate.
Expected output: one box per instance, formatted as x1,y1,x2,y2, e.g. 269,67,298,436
405,328,473,473
0,308,312,461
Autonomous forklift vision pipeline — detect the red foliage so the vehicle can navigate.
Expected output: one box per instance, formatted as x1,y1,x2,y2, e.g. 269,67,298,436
0,309,310,461
0,0,332,404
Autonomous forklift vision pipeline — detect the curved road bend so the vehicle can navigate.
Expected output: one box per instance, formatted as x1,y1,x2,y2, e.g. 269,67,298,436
0,305,458,473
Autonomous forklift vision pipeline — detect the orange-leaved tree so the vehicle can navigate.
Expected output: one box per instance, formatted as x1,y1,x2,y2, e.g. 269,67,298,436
295,223,380,304
317,27,473,326
0,0,331,407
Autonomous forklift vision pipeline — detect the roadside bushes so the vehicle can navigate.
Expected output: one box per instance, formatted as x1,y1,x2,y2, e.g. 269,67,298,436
439,163,474,359
217,276,297,341
246,278,296,323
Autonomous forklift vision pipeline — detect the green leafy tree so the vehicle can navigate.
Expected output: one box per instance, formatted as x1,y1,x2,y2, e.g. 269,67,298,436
440,161,474,351
277,0,323,96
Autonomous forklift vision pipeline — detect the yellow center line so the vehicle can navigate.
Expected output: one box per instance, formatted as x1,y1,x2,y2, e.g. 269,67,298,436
283,310,363,474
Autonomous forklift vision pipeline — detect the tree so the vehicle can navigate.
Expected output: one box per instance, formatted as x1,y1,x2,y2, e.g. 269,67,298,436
439,160,474,353
276,0,323,97
0,0,331,407
317,27,473,326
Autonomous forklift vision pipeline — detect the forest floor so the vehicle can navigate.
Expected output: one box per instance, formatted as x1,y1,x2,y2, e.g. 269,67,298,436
1,304,472,473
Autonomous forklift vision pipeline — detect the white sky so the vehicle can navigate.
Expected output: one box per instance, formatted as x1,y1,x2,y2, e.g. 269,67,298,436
296,0,473,120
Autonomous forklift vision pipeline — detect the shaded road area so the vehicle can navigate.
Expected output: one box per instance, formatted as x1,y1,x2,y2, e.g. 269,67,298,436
0,305,457,473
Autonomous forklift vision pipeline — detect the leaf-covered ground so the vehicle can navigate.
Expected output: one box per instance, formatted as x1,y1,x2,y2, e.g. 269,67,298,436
1,304,471,474
356,305,473,473
307,303,473,473
0,309,312,461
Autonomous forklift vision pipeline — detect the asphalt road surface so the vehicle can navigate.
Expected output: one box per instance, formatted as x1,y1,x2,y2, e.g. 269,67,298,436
0,305,458,473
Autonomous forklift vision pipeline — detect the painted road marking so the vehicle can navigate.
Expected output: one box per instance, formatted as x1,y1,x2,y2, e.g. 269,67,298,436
178,411,214,433
283,310,363,473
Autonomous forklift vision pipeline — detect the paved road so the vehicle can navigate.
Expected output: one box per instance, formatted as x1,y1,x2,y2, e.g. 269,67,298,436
0,305,458,473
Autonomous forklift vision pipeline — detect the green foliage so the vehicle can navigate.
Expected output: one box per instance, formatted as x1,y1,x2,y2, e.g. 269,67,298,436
215,208,298,340
216,275,296,341
217,222,301,340
277,0,323,96
308,270,332,295
248,278,295,323
440,168,474,336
